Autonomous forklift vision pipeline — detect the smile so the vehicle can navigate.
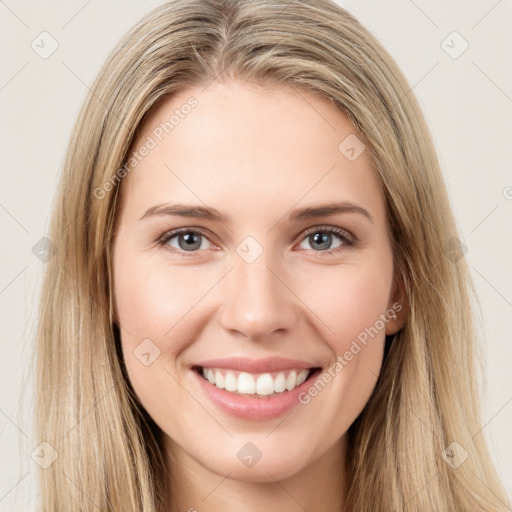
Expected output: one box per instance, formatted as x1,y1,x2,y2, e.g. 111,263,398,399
196,366,317,397
190,358,323,420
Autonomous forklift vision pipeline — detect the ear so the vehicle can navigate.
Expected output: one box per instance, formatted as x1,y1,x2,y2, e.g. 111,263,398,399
385,270,408,335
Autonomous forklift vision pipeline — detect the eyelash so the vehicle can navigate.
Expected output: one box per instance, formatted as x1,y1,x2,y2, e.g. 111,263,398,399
156,225,355,258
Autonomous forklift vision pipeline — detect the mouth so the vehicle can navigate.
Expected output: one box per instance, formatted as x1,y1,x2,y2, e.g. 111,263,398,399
192,365,322,398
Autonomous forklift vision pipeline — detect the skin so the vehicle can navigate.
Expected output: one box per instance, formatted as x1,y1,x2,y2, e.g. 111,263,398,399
112,79,406,512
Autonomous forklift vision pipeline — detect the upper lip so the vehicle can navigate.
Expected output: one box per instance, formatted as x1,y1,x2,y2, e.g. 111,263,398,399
193,357,321,373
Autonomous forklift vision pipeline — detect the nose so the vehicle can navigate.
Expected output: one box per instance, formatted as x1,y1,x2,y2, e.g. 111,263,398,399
219,251,299,341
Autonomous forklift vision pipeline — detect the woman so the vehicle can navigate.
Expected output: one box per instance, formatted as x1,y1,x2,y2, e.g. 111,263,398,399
34,0,510,510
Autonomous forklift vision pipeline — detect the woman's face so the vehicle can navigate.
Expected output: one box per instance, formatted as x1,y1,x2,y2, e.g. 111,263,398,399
112,80,404,482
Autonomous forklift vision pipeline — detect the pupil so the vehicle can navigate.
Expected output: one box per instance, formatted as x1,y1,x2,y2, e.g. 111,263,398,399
179,232,201,251
311,232,331,250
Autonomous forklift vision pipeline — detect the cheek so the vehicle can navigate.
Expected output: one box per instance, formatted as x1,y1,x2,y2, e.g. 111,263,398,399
292,256,393,419
290,262,393,439
114,271,166,349
114,253,211,348
299,260,393,356
113,255,198,402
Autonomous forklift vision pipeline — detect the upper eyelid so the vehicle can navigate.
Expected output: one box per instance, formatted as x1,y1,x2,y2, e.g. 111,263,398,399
301,225,352,238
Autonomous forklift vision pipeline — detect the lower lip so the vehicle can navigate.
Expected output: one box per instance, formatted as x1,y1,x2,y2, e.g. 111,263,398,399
192,368,322,421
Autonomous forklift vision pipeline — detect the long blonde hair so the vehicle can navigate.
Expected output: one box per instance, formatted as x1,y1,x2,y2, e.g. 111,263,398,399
34,0,510,510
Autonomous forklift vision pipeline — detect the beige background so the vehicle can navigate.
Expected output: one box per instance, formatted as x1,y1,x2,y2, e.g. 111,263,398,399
1,0,511,509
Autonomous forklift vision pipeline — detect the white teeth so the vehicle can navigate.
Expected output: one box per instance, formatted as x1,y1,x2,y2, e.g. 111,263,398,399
274,372,286,392
237,372,256,394
296,370,308,386
214,370,225,389
285,370,297,391
200,367,311,396
224,372,237,392
256,373,274,395
206,368,215,384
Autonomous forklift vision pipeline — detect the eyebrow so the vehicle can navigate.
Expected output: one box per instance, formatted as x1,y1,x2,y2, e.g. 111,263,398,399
139,201,373,224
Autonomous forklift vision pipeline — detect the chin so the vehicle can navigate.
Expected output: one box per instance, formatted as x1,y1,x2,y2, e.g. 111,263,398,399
193,436,317,483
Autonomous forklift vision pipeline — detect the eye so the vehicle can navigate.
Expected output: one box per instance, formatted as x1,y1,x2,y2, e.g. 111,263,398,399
157,225,354,257
297,226,354,255
157,228,214,255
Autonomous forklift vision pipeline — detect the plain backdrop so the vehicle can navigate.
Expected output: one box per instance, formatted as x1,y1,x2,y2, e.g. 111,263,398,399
1,1,511,510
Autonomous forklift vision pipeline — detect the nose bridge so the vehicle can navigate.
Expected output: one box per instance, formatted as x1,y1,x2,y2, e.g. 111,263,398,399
219,245,298,339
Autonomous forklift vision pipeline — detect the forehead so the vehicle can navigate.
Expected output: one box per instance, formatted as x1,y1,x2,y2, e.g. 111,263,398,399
118,80,385,225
